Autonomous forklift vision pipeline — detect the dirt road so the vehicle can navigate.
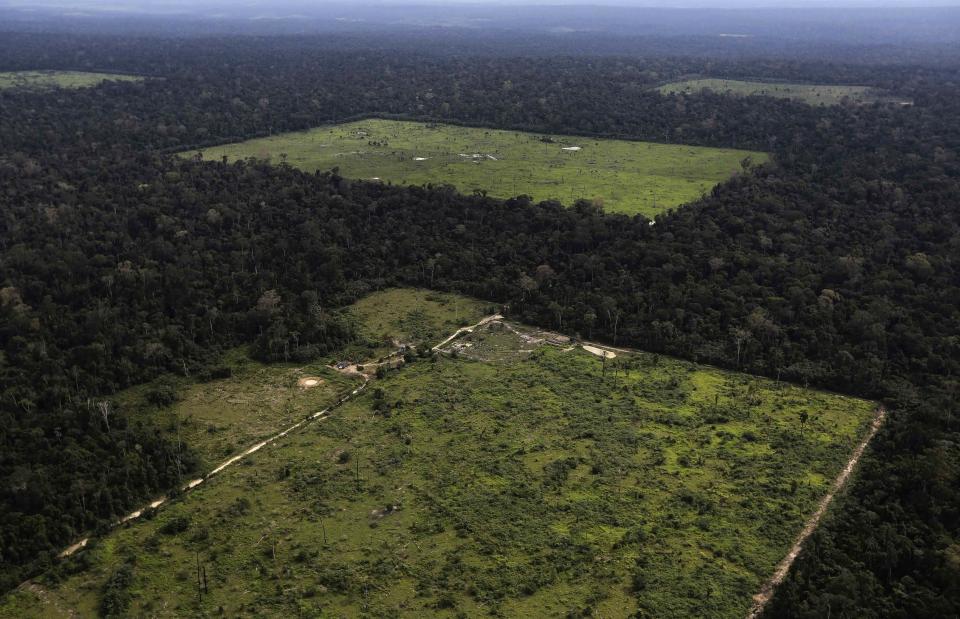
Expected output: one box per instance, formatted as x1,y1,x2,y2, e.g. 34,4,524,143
56,315,503,560
434,316,890,619
746,406,887,619
432,314,503,351
58,378,369,559
46,314,884,619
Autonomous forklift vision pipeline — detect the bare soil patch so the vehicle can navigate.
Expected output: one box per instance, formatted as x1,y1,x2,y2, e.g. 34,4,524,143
582,345,616,359
297,376,324,389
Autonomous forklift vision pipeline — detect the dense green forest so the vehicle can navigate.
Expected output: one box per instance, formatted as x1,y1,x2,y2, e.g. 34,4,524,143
0,33,957,616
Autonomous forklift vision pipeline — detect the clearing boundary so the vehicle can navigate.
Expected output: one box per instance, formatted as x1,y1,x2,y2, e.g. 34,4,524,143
747,407,887,618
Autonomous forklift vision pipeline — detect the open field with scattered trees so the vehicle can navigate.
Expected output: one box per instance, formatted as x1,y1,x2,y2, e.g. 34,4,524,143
347,288,494,357
657,78,911,106
185,119,766,217
0,70,141,91
108,349,358,470
0,290,876,618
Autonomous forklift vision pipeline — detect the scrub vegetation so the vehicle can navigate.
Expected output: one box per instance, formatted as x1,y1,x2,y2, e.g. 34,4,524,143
0,291,875,619
110,349,358,468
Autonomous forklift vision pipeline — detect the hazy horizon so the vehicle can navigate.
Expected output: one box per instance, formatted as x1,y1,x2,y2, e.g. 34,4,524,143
4,0,960,48
4,0,960,10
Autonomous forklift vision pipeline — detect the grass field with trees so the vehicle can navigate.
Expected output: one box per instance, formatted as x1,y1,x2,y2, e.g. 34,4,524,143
0,70,141,91
185,119,766,217
348,288,494,354
82,289,491,471
107,349,358,470
0,290,875,618
657,78,910,106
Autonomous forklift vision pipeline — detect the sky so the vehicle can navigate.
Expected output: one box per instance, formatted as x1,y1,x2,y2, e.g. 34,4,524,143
4,0,959,9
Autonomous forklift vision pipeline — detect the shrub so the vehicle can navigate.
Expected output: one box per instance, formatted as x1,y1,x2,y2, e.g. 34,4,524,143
146,380,180,408
542,457,579,489
158,515,190,535
99,563,134,618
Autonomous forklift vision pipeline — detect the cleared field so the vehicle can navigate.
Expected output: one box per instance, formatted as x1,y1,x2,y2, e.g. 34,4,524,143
91,289,488,470
0,290,876,619
349,287,494,350
658,78,911,106
184,119,767,217
111,349,360,469
0,70,142,91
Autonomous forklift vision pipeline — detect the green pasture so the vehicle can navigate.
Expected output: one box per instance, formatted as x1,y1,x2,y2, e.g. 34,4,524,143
110,349,359,470
184,119,767,217
0,70,142,91
349,287,493,348
658,78,911,106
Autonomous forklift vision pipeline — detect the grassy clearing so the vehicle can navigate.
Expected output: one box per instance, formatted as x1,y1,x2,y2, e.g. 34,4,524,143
0,70,142,91
106,289,487,469
111,349,359,470
1,294,876,619
184,119,767,217
349,288,494,349
657,78,911,106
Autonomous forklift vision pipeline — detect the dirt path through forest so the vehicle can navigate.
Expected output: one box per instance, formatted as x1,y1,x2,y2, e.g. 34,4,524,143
746,406,887,619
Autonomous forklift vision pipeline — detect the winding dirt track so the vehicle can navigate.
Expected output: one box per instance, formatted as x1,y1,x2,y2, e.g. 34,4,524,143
746,406,887,619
